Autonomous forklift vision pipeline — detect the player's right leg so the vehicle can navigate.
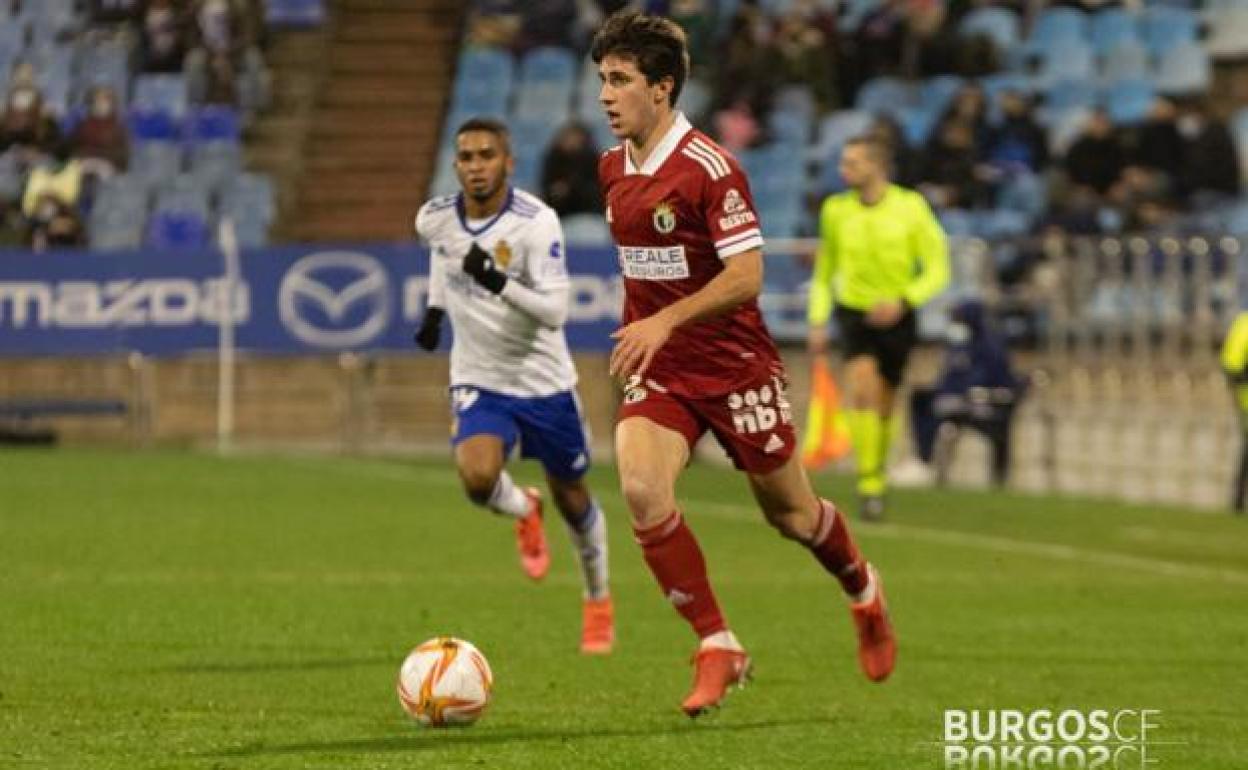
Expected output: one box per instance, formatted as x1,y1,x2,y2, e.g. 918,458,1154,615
844,354,889,520
450,391,548,579
616,411,750,717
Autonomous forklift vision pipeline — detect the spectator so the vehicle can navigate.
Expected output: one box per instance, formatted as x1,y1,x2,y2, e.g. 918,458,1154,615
918,115,985,208
985,90,1048,174
713,2,774,116
21,143,85,251
71,86,130,176
771,10,838,111
1063,110,1125,197
541,122,603,217
943,82,990,149
1176,101,1241,203
519,0,578,49
21,143,84,220
202,50,240,106
853,0,909,80
89,0,143,25
0,85,63,164
0,199,25,247
140,0,190,73
712,98,761,153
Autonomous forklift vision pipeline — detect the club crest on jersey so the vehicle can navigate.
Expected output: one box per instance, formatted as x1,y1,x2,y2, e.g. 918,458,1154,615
652,202,676,234
723,188,746,214
493,240,512,268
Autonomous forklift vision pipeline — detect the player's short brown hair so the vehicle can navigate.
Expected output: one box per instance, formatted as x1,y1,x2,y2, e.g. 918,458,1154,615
455,116,511,155
844,134,893,169
590,11,690,107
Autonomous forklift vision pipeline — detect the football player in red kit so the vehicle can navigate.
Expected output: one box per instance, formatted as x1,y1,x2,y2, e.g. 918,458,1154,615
592,11,896,717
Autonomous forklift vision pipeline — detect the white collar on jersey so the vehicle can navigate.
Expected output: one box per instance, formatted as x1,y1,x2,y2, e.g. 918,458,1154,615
624,112,692,176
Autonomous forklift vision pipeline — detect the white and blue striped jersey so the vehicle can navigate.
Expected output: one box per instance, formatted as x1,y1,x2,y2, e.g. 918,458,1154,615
415,187,577,398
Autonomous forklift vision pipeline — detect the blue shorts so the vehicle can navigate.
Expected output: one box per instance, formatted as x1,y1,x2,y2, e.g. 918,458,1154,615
449,386,591,480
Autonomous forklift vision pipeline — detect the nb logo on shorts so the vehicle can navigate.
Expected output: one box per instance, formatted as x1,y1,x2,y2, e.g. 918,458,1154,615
726,377,792,435
623,374,647,405
451,387,480,412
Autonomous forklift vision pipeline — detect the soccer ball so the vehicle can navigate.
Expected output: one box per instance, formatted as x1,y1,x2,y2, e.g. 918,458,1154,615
397,637,493,727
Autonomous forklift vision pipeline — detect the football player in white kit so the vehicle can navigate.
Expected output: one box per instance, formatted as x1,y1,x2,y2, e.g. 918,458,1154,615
412,117,614,654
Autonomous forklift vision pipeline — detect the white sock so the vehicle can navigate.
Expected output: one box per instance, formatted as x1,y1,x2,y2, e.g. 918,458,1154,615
699,629,744,652
565,501,609,600
851,568,877,605
486,471,529,519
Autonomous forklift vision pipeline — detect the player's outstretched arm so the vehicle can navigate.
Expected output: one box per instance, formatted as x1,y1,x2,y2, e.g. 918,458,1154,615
609,249,763,378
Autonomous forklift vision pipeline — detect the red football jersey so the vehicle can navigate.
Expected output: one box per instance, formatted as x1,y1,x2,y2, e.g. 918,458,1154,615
598,113,783,397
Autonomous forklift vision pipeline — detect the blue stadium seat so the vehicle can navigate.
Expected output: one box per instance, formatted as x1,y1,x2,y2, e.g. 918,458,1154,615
1140,6,1199,57
519,47,576,87
0,152,23,200
265,0,326,27
96,174,151,214
189,141,243,191
75,41,131,104
1101,41,1149,84
186,106,241,144
155,175,212,219
1104,78,1156,124
769,109,811,144
221,173,275,225
563,214,612,246
1043,78,1099,118
855,76,915,118
774,86,816,122
959,7,1020,52
1232,107,1248,182
132,74,190,121
129,109,182,142
921,75,964,115
511,83,573,123
813,109,873,162
451,78,511,117
1154,41,1211,94
680,78,711,121
996,173,1048,221
1089,8,1140,55
1207,8,1248,58
1028,8,1090,50
1036,39,1095,89
131,141,184,184
146,210,210,249
458,47,514,86
88,206,146,251
898,104,939,146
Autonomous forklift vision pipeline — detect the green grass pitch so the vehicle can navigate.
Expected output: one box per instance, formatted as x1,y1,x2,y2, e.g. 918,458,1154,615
2,449,1246,769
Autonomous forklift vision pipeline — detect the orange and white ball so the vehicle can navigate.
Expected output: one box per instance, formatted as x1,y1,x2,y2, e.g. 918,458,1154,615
397,637,493,727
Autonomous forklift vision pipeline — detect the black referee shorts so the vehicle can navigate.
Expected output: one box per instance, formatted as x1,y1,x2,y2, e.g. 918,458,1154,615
834,305,918,388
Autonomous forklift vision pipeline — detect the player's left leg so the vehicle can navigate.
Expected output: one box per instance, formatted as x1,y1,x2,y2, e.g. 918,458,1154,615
453,434,549,581
545,473,614,654
512,390,614,653
745,453,897,682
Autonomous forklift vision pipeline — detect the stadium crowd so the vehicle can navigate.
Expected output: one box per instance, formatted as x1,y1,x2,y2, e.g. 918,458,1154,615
0,0,276,251
452,0,1248,243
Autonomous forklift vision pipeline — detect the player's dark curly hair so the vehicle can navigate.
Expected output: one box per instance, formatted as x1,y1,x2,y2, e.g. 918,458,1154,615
590,11,689,107
456,116,511,155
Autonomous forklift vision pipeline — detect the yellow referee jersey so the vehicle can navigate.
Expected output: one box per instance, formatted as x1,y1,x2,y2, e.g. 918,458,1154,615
808,184,950,324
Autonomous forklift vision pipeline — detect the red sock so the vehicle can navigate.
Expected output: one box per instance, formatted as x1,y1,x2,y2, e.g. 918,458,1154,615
633,510,726,638
807,499,869,597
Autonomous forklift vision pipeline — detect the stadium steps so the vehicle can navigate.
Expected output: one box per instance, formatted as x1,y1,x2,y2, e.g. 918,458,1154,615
242,24,333,241
288,0,461,242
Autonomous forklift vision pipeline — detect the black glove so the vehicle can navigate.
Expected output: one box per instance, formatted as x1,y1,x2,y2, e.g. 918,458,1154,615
462,243,508,294
413,307,445,351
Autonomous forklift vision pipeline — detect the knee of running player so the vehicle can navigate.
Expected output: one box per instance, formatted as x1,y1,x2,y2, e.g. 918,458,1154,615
618,468,677,528
457,458,504,506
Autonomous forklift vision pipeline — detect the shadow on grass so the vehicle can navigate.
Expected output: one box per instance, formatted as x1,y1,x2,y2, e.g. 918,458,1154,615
207,716,837,757
153,656,394,674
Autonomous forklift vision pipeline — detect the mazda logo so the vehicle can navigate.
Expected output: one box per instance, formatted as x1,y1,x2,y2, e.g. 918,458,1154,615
279,251,391,347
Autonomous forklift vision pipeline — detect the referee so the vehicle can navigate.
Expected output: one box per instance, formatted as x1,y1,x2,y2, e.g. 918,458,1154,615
807,134,950,520
1223,310,1248,513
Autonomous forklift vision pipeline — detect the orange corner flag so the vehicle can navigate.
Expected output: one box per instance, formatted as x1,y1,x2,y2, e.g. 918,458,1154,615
801,355,852,470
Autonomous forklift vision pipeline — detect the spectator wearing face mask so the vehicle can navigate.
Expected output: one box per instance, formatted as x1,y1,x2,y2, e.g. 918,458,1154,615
71,86,130,176
540,122,602,217
0,84,63,164
140,0,190,73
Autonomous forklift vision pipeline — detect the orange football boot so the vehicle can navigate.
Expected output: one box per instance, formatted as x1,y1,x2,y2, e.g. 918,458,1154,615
680,646,753,717
515,487,550,580
850,564,896,682
580,596,615,655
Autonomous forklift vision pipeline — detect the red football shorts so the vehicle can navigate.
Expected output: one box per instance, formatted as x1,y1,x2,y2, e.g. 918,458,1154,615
617,364,797,474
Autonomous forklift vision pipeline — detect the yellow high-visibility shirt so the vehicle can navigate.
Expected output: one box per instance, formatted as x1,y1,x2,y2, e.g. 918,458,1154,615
808,184,950,325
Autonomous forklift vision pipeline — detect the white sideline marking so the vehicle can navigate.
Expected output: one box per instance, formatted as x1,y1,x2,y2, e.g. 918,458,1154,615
687,500,1248,587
